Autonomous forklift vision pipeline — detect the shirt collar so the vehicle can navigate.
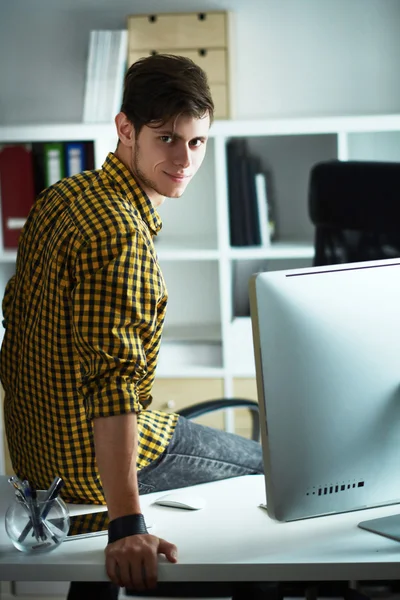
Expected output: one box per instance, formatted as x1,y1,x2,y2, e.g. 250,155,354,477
102,152,162,235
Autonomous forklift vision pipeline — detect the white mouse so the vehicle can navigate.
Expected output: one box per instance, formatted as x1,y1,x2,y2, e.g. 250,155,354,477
153,492,206,510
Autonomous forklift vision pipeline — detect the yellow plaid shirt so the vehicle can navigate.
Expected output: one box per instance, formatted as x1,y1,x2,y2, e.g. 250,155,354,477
0,152,178,504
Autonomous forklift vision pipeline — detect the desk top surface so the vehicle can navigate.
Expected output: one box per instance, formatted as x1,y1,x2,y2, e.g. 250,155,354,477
1,474,400,583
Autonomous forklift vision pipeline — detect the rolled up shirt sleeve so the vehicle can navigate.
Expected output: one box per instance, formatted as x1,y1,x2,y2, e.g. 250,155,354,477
72,228,166,420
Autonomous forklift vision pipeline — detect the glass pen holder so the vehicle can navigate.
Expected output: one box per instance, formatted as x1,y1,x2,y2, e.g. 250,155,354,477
5,490,70,553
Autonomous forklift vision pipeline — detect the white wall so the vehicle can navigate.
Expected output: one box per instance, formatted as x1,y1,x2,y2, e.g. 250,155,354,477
1,0,400,123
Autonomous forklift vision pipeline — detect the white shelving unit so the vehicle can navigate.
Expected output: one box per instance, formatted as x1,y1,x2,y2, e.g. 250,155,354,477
1,114,400,434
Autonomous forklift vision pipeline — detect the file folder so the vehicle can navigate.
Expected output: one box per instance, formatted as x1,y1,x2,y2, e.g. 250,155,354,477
44,142,65,187
0,145,35,249
65,142,86,176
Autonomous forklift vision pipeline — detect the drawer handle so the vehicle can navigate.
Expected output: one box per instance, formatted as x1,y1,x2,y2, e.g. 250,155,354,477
198,13,207,21
164,400,176,410
148,14,157,23
199,49,208,57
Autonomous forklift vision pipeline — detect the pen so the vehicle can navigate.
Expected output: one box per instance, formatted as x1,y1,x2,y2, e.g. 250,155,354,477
15,489,29,507
37,478,65,543
39,477,64,519
18,477,65,543
8,478,29,509
31,486,46,541
8,476,26,498
22,483,42,542
42,477,63,504
39,519,59,545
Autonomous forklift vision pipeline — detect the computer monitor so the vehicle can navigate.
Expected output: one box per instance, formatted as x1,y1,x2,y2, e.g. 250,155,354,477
249,258,400,523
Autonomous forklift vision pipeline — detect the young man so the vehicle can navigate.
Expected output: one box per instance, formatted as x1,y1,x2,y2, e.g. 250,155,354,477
0,55,263,599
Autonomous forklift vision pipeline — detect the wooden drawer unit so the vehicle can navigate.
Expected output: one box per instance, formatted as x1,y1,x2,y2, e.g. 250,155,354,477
151,378,225,430
127,12,227,50
210,84,228,119
127,11,231,118
129,48,227,84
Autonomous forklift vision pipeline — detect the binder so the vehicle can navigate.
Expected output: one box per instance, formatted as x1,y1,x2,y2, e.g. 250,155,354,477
31,142,46,195
242,151,261,246
227,139,263,247
255,172,271,247
101,30,120,123
237,140,253,246
112,30,128,119
0,145,36,249
227,139,245,246
65,142,86,176
84,142,95,170
44,142,65,187
83,31,98,123
83,29,127,123
96,31,112,122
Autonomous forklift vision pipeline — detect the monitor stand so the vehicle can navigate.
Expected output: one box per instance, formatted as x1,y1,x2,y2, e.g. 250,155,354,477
358,513,400,542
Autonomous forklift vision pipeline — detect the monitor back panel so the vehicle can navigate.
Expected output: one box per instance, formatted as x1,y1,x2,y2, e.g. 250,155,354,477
249,259,400,521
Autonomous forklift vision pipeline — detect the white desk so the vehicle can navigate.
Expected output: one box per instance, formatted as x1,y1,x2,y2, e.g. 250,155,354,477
0,475,400,583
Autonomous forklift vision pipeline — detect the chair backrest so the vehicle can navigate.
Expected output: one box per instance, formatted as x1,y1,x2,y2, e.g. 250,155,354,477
308,160,400,266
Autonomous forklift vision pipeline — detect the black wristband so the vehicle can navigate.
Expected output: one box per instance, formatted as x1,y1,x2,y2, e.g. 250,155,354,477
108,513,148,544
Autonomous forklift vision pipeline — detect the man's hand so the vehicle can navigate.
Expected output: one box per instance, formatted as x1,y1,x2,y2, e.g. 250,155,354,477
105,533,178,590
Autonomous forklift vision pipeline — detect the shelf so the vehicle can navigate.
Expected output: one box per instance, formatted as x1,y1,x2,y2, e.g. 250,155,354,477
211,114,400,137
0,252,17,263
155,236,219,260
0,242,313,263
163,323,221,342
2,114,400,143
157,340,223,377
0,241,221,263
1,114,399,392
158,323,223,376
156,366,225,378
228,240,314,260
0,123,116,143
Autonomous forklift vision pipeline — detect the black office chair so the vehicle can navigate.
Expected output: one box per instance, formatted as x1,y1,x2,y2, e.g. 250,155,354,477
308,160,400,267
177,397,260,442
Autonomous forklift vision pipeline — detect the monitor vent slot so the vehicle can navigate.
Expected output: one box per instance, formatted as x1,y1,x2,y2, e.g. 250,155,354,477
306,480,365,497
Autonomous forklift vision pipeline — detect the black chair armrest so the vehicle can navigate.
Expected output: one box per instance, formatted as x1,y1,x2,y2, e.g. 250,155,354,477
176,398,260,441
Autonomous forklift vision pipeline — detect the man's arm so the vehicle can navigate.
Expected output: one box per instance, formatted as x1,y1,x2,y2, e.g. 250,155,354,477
74,229,176,589
94,412,177,590
93,412,141,519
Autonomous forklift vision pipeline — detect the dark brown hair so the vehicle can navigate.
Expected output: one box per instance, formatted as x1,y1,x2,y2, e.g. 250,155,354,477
120,54,214,132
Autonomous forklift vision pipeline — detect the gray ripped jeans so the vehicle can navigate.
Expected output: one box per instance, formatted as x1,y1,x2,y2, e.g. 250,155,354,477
137,415,264,494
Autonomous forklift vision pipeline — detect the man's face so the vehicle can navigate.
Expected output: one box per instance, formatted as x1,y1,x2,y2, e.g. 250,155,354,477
130,113,210,206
